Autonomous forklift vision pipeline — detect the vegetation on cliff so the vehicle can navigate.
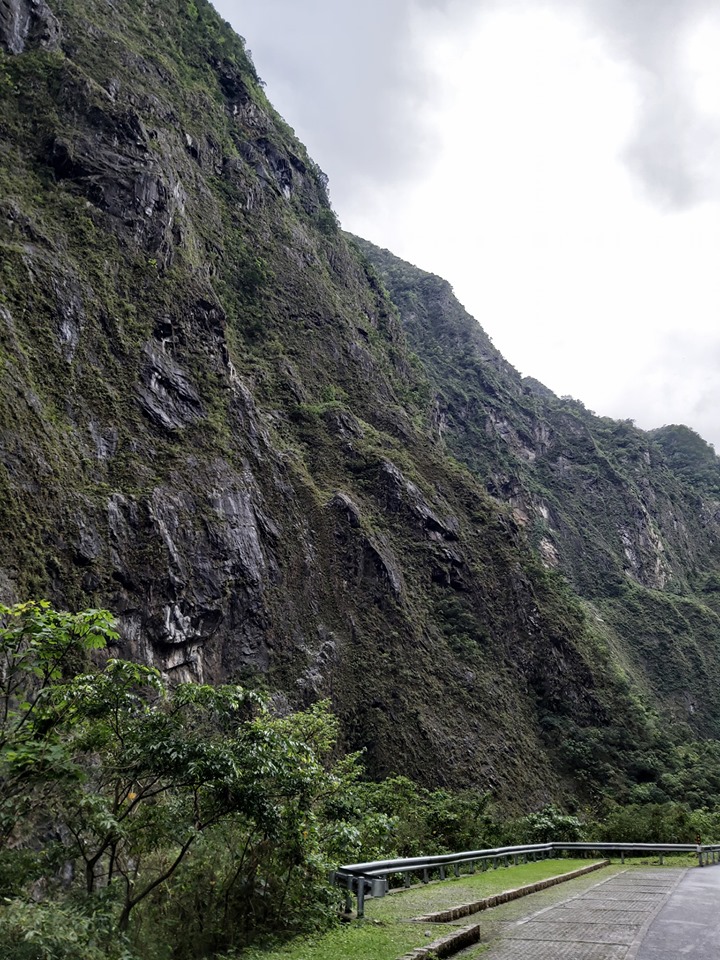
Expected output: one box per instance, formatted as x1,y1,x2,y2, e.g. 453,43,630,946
1,0,720,860
354,236,720,798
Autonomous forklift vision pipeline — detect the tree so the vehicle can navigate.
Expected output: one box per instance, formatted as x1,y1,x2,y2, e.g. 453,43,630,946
0,602,363,954
0,601,115,859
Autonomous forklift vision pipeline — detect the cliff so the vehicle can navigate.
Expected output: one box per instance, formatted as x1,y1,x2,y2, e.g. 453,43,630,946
2,0,720,809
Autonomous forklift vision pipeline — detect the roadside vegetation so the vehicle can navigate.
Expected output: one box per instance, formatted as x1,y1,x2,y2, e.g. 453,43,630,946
241,858,597,960
2,602,720,959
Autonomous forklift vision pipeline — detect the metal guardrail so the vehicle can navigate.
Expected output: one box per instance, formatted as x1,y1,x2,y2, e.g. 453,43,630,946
333,841,720,917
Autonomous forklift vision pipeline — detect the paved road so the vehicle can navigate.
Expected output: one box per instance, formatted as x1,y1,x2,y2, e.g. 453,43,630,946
630,866,720,960
479,867,720,960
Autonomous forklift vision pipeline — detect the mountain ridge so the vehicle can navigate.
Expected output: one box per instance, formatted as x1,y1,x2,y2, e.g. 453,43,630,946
1,0,720,810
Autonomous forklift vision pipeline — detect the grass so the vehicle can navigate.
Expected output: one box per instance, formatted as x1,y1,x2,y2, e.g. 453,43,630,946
240,920,452,960
618,853,700,869
240,858,598,960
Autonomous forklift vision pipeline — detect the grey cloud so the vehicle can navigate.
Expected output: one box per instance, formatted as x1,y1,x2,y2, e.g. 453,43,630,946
213,0,442,206
219,0,720,212
425,0,720,208
570,0,720,208
607,331,720,450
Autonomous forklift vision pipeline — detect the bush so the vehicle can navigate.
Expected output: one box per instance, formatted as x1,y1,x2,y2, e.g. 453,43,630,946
512,805,585,844
598,802,720,844
0,899,138,960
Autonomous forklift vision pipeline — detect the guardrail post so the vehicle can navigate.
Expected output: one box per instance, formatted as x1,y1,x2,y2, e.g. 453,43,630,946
469,860,475,874
423,868,429,884
453,863,460,878
659,853,663,865
357,881,365,919
493,857,498,870
404,873,411,888
513,854,518,866
621,851,624,864
439,866,445,881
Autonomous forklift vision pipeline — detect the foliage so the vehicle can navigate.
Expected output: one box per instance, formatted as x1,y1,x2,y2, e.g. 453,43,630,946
512,805,584,843
349,776,496,859
0,899,138,960
0,602,117,857
1,604,503,956
0,603,353,954
597,802,720,845
649,424,720,497
5,602,720,958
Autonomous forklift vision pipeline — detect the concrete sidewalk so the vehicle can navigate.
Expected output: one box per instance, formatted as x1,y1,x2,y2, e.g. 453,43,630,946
479,867,719,960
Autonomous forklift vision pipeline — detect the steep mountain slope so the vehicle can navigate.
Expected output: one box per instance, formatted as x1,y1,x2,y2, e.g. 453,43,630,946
354,238,720,755
1,0,719,810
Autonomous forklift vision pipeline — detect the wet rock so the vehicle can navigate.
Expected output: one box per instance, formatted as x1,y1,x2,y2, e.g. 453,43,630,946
328,491,361,528
209,486,267,584
136,343,204,431
0,568,18,604
325,407,364,440
296,627,337,697
379,460,458,540
46,102,186,256
229,137,297,199
328,491,404,597
73,516,103,565
88,420,118,461
51,274,85,362
0,0,60,55
538,536,560,568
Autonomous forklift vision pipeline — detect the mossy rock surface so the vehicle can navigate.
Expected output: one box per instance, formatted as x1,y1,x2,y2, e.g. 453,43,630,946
1,0,720,808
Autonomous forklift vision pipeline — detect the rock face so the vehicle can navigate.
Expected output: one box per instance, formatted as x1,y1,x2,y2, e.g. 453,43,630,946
2,0,720,809
356,236,720,736
0,0,60,55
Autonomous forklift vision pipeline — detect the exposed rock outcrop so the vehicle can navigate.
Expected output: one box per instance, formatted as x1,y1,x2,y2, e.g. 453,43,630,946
2,0,720,807
0,0,59,55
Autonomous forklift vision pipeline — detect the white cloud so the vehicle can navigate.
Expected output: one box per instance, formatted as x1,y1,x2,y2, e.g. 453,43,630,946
214,1,720,450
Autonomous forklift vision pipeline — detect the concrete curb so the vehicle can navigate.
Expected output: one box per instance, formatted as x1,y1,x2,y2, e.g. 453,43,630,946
411,859,610,923
397,922,481,959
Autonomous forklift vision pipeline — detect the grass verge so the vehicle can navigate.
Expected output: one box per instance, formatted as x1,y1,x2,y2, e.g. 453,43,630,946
240,858,598,960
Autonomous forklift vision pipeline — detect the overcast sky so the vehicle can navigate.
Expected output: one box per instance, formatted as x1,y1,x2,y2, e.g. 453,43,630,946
214,0,720,451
